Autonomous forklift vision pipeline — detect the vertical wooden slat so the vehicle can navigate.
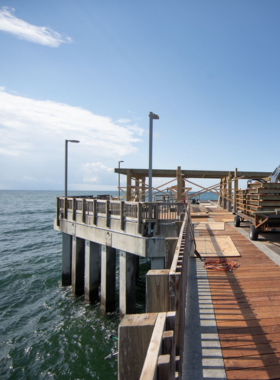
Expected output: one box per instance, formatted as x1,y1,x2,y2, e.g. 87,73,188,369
106,200,110,227
56,197,60,226
157,355,170,380
93,199,97,225
82,198,86,223
72,198,76,221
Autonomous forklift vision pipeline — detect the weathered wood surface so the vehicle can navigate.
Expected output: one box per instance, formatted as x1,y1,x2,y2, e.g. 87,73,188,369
118,313,157,380
196,205,280,380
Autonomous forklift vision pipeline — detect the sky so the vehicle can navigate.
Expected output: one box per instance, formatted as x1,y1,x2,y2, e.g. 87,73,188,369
0,1,280,192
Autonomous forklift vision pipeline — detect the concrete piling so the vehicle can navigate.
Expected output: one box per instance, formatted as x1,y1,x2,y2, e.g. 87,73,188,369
101,245,116,313
85,241,100,303
62,233,72,286
71,236,85,295
119,251,138,317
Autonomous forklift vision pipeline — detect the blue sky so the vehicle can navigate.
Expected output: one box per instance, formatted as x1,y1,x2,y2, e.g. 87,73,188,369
0,1,280,192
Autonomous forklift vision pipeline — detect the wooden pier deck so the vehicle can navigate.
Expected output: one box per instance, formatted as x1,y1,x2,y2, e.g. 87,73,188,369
188,203,280,380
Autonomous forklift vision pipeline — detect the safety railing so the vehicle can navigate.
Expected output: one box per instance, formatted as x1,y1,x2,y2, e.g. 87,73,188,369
118,205,193,379
56,197,184,236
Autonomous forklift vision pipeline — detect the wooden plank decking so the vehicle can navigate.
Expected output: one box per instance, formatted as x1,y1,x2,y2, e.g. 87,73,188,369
192,203,280,380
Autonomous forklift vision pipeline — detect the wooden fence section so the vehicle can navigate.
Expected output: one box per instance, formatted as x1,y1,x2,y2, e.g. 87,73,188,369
119,205,193,379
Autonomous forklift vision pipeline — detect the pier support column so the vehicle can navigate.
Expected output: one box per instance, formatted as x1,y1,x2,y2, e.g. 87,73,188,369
126,169,132,201
151,257,165,270
141,176,146,201
101,245,116,313
72,237,85,296
62,233,72,286
233,168,238,213
85,241,100,303
219,180,223,206
176,166,182,202
119,251,138,317
223,178,227,209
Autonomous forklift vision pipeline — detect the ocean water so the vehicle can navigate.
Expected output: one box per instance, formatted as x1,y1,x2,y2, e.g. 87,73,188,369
0,191,125,380
0,190,216,380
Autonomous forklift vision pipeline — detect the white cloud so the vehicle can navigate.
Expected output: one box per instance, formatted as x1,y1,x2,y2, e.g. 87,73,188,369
117,118,131,124
0,88,144,189
83,162,114,184
0,7,72,47
0,88,143,158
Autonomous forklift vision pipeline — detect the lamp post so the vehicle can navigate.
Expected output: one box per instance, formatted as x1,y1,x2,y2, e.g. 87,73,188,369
65,139,80,197
148,112,159,235
118,160,124,199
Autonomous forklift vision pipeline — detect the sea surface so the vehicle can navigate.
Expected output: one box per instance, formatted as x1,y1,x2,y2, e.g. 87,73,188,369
0,190,217,380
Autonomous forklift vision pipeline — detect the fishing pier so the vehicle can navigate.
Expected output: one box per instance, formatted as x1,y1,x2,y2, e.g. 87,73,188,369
54,166,280,379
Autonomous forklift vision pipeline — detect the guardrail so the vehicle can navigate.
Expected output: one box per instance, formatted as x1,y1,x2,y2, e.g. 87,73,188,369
56,197,184,236
118,205,193,379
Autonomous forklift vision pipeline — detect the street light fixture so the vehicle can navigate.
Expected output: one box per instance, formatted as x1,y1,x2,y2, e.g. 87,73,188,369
148,112,159,235
65,139,80,197
118,160,124,200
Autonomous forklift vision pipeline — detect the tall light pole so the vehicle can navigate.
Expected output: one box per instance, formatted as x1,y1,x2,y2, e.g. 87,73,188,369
118,160,124,199
65,139,80,197
148,112,159,235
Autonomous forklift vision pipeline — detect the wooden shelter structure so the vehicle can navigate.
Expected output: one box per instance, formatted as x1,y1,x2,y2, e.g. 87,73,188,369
115,166,272,211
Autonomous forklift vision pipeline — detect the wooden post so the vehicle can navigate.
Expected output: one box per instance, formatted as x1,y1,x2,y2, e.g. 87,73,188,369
165,238,178,269
118,313,158,380
141,177,146,201
176,166,182,202
56,197,60,226
223,178,227,209
140,313,167,380
163,330,175,380
82,199,86,223
219,180,223,206
157,355,171,380
146,269,169,312
106,200,110,227
135,176,140,201
233,168,238,213
227,173,232,212
127,169,132,201
93,199,97,225
137,202,142,234
72,198,76,221
64,197,67,219
120,201,124,230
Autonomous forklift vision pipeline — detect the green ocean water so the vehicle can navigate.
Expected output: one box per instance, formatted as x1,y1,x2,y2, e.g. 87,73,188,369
0,190,217,380
0,190,151,380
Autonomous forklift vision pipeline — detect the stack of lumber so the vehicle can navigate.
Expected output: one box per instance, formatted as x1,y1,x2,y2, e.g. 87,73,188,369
238,182,280,216
236,189,248,214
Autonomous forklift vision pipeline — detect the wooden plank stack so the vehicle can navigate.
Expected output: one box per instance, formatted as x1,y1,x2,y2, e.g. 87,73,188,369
236,182,280,216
